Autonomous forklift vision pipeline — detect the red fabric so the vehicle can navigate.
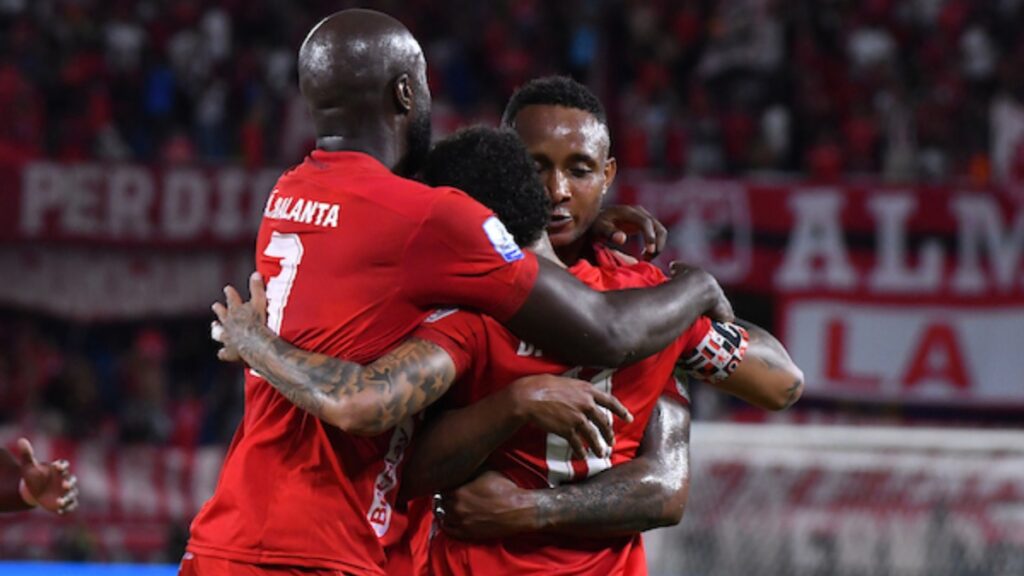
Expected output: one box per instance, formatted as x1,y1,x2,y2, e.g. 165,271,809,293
187,151,538,574
414,244,710,575
177,553,353,576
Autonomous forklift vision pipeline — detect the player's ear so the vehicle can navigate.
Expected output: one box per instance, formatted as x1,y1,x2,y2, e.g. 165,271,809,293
394,74,414,115
603,156,617,194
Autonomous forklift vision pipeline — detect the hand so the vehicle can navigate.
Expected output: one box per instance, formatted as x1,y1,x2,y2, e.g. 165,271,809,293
509,374,633,459
17,439,78,515
211,272,269,362
436,471,536,540
592,205,668,261
669,263,734,323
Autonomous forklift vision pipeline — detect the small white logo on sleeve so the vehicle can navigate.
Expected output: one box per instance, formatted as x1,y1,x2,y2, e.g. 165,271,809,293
483,216,524,263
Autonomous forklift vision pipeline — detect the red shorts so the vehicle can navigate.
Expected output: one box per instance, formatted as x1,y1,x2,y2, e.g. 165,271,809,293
178,553,357,576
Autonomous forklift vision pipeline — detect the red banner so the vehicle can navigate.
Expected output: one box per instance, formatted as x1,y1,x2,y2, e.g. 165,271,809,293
0,161,280,247
617,178,1024,299
617,178,1024,406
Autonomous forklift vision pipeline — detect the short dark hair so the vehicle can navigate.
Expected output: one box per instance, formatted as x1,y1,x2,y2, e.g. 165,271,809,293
501,75,606,127
423,126,551,247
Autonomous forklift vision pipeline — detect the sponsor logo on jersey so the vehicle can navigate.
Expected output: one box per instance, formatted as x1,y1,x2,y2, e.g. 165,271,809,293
483,216,524,263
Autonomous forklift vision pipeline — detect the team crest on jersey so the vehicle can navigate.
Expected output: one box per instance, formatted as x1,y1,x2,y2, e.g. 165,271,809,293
483,216,524,262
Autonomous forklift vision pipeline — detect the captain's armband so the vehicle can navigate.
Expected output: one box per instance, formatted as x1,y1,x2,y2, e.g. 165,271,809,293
680,321,749,383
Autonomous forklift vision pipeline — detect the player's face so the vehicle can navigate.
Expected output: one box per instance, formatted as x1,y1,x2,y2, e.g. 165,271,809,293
512,105,616,250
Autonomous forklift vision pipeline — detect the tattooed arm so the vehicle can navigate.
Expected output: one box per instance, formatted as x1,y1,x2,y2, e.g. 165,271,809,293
437,396,690,539
212,275,456,436
700,319,804,411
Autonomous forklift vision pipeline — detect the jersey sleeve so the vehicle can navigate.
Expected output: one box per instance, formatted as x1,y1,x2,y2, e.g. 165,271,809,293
402,190,539,322
412,309,487,384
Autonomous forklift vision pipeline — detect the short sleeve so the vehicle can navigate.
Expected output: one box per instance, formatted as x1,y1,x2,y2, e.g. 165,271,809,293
412,309,487,381
403,189,539,321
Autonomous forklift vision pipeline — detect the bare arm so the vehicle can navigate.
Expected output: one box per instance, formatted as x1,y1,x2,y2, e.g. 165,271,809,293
399,374,632,501
438,396,690,539
214,276,456,436
705,319,804,411
506,260,732,368
214,275,627,444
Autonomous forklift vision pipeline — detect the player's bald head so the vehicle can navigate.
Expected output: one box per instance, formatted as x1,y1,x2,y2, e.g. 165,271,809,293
298,9,425,109
297,9,432,176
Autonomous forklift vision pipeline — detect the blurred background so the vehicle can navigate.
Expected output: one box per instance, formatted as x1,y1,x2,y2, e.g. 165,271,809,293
1,0,1023,574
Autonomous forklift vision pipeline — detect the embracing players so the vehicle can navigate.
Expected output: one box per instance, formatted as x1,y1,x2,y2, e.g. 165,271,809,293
213,121,802,574
186,9,733,576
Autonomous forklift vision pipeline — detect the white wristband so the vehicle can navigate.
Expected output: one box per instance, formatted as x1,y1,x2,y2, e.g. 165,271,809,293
18,479,37,507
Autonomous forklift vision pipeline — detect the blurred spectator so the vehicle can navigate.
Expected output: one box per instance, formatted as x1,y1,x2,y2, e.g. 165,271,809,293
0,0,1021,183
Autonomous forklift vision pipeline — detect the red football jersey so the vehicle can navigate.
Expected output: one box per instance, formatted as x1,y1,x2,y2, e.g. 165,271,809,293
413,244,710,576
186,151,538,575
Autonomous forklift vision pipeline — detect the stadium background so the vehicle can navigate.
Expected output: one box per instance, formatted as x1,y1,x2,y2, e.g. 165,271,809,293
1,0,1023,574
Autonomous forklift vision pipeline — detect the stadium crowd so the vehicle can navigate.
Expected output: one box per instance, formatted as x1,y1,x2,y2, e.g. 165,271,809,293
1,0,1024,183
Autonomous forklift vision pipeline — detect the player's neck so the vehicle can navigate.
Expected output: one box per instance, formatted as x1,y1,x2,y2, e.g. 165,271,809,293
316,135,401,170
554,237,594,267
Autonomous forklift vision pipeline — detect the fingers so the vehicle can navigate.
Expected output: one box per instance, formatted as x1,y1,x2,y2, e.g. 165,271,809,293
592,390,633,424
211,321,225,343
647,218,668,260
567,431,588,460
211,302,228,323
249,272,268,319
577,412,606,457
639,215,658,258
223,285,242,308
15,438,37,468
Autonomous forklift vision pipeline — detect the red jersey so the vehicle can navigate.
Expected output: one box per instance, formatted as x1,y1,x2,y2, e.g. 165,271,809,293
187,151,538,575
414,245,710,576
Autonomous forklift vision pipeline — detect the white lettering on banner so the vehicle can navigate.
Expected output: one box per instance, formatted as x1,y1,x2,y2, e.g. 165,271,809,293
0,247,251,319
65,164,103,235
775,191,857,290
17,162,275,242
163,169,209,239
212,168,248,239
951,195,1024,293
108,166,155,238
783,300,1024,403
20,162,62,235
867,194,944,292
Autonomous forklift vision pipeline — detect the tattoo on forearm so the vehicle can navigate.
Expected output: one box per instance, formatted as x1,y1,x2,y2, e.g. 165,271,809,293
236,324,452,431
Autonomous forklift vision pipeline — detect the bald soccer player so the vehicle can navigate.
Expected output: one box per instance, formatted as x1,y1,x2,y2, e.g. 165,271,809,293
184,10,730,576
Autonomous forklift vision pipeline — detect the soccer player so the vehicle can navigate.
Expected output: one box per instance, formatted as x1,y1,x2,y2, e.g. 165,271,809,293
187,9,731,576
0,438,78,515
212,127,800,575
416,77,804,573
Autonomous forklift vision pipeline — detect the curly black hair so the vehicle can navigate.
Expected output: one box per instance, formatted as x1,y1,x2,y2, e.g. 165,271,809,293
501,75,607,128
422,126,551,247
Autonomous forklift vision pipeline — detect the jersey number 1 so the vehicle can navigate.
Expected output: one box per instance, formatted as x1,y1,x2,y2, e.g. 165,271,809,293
263,231,304,334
